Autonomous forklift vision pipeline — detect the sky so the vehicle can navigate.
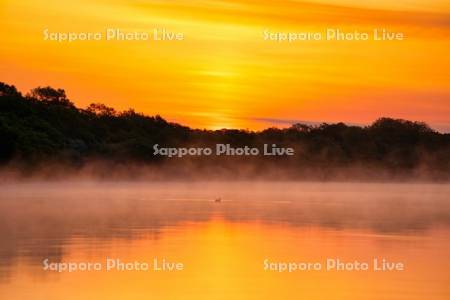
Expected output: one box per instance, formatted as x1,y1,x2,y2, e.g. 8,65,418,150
1,0,449,131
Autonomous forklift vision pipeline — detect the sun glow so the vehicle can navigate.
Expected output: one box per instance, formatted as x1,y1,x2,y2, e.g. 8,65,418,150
1,0,449,131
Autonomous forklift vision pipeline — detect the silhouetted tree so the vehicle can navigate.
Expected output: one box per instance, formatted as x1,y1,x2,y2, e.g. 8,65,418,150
0,83,21,97
87,103,116,116
28,86,74,107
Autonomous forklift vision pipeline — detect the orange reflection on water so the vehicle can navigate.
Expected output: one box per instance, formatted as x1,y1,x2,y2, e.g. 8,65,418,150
0,182,449,299
1,217,449,300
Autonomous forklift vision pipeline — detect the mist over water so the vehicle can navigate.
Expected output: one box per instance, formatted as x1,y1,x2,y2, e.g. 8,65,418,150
0,181,449,299
1,160,449,182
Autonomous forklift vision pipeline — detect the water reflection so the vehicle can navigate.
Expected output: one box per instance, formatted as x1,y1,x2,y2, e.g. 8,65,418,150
0,182,449,299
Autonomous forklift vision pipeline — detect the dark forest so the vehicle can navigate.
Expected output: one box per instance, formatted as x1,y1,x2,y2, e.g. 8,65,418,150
1,82,449,180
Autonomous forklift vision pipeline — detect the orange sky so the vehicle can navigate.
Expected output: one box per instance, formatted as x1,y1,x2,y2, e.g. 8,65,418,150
1,0,449,131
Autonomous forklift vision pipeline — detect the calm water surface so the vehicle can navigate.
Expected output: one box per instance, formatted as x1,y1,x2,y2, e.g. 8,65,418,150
0,182,449,299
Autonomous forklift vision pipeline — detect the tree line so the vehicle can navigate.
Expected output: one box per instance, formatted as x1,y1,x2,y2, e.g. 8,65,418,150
0,82,449,179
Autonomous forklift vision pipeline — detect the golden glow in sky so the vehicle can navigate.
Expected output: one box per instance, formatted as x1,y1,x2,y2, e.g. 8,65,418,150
1,0,449,131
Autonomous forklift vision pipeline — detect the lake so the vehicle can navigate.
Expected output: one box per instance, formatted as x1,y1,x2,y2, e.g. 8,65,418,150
0,182,449,299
